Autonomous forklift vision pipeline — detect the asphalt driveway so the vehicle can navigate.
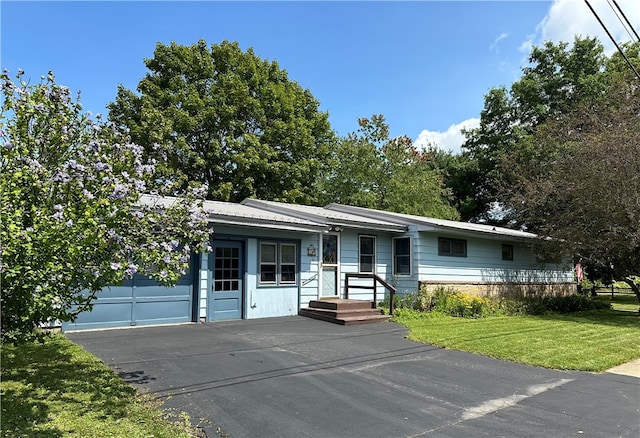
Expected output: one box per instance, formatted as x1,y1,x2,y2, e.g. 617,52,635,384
67,317,639,438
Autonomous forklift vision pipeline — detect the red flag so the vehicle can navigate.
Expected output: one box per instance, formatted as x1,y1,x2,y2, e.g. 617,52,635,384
575,263,583,282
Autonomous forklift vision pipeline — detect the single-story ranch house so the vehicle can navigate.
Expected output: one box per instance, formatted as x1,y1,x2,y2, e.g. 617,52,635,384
62,197,575,331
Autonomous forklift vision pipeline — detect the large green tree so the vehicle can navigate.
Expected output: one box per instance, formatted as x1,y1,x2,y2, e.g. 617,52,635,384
108,40,334,204
320,115,459,219
1,71,210,342
502,65,640,304
453,36,611,223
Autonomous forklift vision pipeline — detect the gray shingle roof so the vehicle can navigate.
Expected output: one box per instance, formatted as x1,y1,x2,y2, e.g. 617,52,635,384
241,199,406,232
139,195,325,232
139,195,536,239
326,203,537,240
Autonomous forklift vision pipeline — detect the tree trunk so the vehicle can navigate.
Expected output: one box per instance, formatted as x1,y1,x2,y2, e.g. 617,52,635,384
623,278,640,314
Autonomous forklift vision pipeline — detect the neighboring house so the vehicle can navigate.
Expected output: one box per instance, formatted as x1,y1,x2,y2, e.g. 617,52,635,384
62,198,575,331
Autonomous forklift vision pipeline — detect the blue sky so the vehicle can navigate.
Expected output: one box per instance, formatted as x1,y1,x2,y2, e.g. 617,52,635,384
2,1,638,153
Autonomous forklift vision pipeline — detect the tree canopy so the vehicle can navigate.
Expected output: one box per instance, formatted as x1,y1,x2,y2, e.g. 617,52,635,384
0,71,210,343
108,39,335,204
320,115,459,219
452,36,613,223
501,48,640,302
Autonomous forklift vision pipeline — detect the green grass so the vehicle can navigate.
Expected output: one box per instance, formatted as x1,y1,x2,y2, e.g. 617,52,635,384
596,292,640,313
393,308,640,372
1,334,197,438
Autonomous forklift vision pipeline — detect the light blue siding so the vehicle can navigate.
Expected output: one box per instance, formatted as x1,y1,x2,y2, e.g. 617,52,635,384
300,233,321,307
390,231,421,295
245,238,299,318
211,225,317,319
416,233,573,284
338,229,395,302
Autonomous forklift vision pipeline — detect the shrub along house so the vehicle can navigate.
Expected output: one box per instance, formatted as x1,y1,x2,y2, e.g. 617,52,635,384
62,198,575,331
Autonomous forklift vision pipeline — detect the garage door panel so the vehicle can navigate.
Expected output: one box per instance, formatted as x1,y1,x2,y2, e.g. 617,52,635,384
95,284,135,300
62,257,197,331
71,302,133,326
133,299,192,323
135,283,192,298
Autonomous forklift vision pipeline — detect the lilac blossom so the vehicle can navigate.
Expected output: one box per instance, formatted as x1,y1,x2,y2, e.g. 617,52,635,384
2,69,211,341
82,189,95,200
109,184,128,200
53,172,71,183
133,180,146,191
125,264,137,277
107,228,123,242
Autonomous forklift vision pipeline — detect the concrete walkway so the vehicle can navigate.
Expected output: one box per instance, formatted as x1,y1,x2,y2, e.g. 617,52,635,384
68,317,639,438
607,358,640,378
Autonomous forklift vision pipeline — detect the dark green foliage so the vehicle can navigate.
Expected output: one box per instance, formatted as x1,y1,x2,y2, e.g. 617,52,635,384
446,37,613,223
109,40,335,204
521,295,612,315
502,42,640,305
319,115,459,219
395,285,611,318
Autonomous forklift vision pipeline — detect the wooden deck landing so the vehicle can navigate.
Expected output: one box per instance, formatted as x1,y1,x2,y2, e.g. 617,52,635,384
299,299,390,325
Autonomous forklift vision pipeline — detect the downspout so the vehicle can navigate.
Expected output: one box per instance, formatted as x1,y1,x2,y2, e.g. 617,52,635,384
318,232,323,300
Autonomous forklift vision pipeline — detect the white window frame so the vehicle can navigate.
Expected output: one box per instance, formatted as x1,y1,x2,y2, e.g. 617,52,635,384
259,242,278,284
280,243,297,284
259,241,298,286
393,237,412,276
359,235,377,274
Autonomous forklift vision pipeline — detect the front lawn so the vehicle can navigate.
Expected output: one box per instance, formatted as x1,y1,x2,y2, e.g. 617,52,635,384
597,292,640,313
393,308,640,372
1,334,197,438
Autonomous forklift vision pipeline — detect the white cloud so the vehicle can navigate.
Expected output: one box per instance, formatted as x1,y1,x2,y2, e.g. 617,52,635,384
531,0,639,55
413,1,638,159
413,118,480,155
490,32,510,52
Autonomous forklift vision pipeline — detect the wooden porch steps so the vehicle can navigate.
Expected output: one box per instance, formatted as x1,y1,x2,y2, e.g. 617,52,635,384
299,299,390,325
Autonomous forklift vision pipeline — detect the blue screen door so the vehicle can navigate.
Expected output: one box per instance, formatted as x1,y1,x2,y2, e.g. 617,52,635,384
209,240,244,320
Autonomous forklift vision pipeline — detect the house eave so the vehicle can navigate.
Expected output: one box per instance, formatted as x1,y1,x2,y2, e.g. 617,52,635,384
209,217,326,233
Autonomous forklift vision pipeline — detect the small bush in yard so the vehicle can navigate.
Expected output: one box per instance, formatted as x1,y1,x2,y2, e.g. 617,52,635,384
412,286,496,318
435,291,493,318
403,285,611,318
522,294,611,314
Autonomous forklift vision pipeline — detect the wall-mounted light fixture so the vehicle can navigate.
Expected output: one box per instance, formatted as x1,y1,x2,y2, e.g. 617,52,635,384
307,244,317,257
329,225,343,232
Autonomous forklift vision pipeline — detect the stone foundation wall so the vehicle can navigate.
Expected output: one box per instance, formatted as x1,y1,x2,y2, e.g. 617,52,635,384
418,281,577,298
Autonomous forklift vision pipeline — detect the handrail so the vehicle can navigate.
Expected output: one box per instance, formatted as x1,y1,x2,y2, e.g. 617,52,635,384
301,273,318,286
344,273,397,316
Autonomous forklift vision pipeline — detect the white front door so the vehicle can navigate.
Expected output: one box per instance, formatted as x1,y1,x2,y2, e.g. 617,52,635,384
321,233,339,297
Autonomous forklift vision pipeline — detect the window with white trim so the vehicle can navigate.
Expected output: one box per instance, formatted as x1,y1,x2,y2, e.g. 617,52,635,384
259,243,277,283
280,243,297,284
259,242,298,285
393,237,411,276
359,235,376,273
